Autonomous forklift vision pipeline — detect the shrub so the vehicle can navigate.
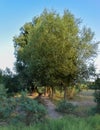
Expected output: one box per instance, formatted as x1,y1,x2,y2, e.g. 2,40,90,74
0,84,7,99
0,85,12,120
0,90,47,125
94,91,100,114
15,94,47,125
56,100,76,114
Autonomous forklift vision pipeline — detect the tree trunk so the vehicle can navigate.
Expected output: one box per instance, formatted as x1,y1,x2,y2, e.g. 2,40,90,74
51,87,54,99
64,86,67,100
44,87,48,97
69,87,75,99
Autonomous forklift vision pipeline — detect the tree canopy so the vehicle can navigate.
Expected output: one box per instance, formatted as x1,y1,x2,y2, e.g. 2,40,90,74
13,9,99,99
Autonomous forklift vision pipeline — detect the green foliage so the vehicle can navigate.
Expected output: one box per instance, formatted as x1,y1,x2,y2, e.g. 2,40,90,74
89,77,100,90
94,77,100,90
0,115,100,130
94,91,100,104
56,100,76,113
14,9,99,98
0,87,16,121
92,76,100,114
15,91,46,125
87,114,100,130
0,98,15,120
0,89,46,125
0,84,7,99
2,68,20,94
0,69,3,83
39,117,92,130
94,91,100,114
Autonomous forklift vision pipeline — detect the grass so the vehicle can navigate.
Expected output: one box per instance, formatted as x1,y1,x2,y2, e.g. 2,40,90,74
0,89,99,129
0,115,100,130
52,89,96,116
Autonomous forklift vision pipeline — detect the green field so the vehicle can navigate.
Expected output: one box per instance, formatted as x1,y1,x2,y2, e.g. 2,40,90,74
0,115,100,130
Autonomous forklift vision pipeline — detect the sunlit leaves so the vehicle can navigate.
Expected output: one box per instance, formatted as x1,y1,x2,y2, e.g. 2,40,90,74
13,9,98,93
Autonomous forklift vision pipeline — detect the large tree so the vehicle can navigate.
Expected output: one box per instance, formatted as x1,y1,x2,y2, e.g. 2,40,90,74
14,9,99,99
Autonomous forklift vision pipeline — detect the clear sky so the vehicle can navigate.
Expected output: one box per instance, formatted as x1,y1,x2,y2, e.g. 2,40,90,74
0,0,100,72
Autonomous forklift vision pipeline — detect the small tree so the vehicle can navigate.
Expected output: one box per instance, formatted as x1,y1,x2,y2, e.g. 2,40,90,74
94,75,100,113
2,68,20,94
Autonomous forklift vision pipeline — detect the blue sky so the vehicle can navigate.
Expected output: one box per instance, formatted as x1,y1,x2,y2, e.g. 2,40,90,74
0,0,100,72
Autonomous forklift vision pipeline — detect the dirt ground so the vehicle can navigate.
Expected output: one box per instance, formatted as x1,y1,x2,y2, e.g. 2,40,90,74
28,90,96,118
70,90,96,106
41,96,62,118
41,90,96,118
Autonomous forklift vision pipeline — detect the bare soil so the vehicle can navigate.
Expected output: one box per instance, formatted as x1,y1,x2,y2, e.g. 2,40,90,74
41,90,96,118
41,96,62,119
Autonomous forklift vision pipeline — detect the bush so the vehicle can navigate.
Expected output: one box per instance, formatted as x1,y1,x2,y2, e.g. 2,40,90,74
56,100,76,114
0,84,7,99
94,91,100,114
0,90,47,125
15,93,47,125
